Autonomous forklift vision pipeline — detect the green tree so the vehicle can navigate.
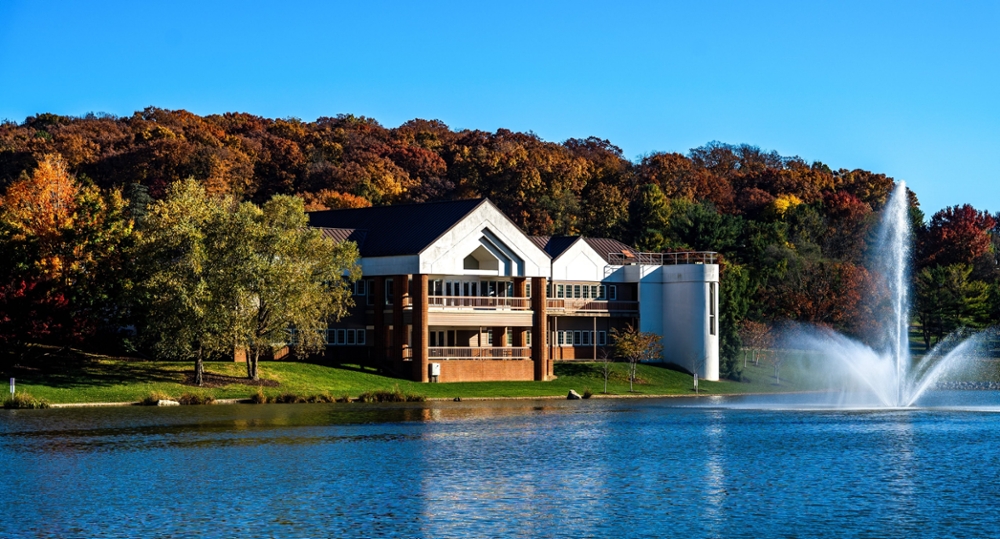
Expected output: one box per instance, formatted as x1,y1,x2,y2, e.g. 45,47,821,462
915,264,991,350
629,184,671,251
138,179,229,385
218,195,360,381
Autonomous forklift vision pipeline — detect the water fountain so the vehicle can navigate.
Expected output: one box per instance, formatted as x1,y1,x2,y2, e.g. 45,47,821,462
788,181,992,408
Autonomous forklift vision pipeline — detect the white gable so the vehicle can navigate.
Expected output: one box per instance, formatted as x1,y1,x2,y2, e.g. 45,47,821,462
419,201,551,277
551,238,608,281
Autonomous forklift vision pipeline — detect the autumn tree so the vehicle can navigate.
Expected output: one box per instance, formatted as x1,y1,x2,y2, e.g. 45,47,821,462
611,325,663,392
0,154,134,347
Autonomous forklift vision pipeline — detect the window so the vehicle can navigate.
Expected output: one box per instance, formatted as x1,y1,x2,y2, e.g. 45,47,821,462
557,331,564,345
386,279,394,305
356,330,366,345
432,280,443,296
487,329,493,345
337,329,346,345
710,282,717,336
526,330,532,346
574,331,581,345
598,285,606,300
574,285,581,299
591,286,599,299
582,331,590,346
598,331,607,346
557,284,565,298
609,285,617,300
506,282,514,297
525,283,531,297
583,285,590,299
354,280,366,296
507,328,513,345
366,279,375,305
445,282,453,296
346,330,356,345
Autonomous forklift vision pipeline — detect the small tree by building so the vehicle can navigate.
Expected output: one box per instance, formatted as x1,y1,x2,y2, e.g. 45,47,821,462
738,320,773,368
611,325,663,392
597,348,616,394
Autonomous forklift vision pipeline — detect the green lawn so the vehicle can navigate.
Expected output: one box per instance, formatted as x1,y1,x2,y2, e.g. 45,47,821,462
3,355,817,405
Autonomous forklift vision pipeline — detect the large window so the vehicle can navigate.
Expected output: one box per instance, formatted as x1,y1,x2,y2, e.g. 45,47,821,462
709,282,717,336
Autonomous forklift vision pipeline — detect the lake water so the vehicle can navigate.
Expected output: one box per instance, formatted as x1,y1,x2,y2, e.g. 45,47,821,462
3,393,1000,538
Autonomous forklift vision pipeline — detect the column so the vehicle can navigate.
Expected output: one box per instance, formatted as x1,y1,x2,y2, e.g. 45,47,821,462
374,276,386,361
392,275,409,364
531,276,548,381
513,278,527,348
412,274,429,382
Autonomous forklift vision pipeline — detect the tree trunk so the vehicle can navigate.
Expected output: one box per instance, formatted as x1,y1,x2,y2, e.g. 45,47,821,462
250,349,260,381
194,347,204,387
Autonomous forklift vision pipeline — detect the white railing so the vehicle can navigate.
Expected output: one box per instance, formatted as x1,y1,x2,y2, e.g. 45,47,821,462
428,296,531,310
428,346,531,360
608,251,718,266
546,299,639,314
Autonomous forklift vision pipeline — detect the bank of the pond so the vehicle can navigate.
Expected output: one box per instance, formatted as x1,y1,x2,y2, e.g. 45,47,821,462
4,359,816,406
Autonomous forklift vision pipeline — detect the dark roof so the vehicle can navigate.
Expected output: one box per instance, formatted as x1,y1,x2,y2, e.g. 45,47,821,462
316,227,367,250
308,199,485,257
530,235,637,263
529,236,581,259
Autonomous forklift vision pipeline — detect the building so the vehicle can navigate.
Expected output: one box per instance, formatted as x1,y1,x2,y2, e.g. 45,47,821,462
308,198,720,383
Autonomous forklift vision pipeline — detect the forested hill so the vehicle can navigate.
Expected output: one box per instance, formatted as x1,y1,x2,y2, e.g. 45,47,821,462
1,108,997,376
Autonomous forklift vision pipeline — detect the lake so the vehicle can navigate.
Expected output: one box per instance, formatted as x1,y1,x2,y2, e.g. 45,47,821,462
3,393,1000,538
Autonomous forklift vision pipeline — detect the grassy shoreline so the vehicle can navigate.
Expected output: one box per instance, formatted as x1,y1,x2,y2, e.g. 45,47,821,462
2,357,814,406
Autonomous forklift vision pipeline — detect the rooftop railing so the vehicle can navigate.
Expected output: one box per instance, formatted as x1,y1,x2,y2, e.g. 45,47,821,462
428,347,530,360
608,251,718,266
546,299,639,314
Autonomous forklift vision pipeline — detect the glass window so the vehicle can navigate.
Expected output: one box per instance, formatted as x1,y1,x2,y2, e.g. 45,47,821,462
598,285,606,299
526,330,531,346
337,329,346,345
487,329,493,345
592,286,599,299
357,329,366,345
346,329,356,345
526,283,532,297
386,279,394,304
574,331,581,345
366,280,375,305
583,286,590,299
582,331,590,345
609,285,617,300
557,284,564,298
598,331,607,346
574,285,582,299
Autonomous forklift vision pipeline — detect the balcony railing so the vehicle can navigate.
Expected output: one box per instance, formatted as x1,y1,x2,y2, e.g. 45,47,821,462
428,296,531,310
608,251,718,266
428,346,531,360
546,299,639,314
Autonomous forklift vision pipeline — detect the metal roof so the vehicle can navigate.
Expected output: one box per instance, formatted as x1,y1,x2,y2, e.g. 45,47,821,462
308,198,486,257
530,235,637,263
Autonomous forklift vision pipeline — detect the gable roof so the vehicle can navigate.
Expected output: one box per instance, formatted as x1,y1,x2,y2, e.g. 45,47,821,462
528,236,580,259
308,198,485,257
531,235,636,263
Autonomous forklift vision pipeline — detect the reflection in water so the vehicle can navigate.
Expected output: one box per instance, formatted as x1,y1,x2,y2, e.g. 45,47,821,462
3,397,1000,538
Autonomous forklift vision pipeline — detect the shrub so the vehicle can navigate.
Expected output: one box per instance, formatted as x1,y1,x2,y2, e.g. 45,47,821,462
357,385,426,403
250,388,269,404
3,392,50,409
178,393,216,405
274,393,308,404
140,391,173,406
336,394,352,403
582,388,593,399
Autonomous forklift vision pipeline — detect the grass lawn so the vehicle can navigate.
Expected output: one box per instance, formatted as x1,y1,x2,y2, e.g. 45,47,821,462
3,353,817,405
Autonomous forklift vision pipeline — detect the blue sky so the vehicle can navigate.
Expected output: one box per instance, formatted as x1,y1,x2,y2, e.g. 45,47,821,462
1,0,997,216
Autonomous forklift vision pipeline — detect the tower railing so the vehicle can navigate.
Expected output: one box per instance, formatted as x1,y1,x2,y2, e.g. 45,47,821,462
608,251,718,266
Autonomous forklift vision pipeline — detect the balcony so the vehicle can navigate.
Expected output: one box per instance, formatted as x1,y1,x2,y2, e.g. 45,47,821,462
546,299,639,315
428,346,531,360
428,296,531,311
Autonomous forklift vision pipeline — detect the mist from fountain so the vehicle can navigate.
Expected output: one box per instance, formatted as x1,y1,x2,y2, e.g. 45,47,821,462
785,181,991,408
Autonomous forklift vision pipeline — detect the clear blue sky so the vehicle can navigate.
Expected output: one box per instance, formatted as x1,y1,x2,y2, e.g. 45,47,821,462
1,0,997,216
